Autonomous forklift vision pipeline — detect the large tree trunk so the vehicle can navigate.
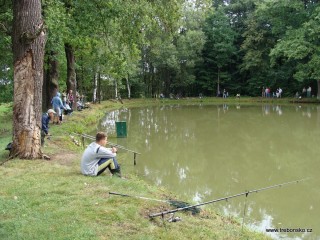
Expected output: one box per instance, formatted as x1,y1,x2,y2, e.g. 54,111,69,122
12,0,46,159
65,43,77,108
43,50,59,110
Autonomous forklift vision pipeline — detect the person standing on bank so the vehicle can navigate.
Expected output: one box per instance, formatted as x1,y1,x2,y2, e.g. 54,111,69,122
41,109,55,146
51,92,66,124
307,86,312,98
223,89,227,98
302,87,307,97
262,86,265,98
81,132,121,177
67,90,74,110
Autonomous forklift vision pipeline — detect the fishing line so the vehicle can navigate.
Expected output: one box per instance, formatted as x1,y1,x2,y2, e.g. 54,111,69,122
71,132,140,165
149,178,308,218
241,191,248,231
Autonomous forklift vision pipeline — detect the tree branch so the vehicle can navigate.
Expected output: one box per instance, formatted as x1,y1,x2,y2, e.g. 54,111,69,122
0,22,7,32
20,21,46,44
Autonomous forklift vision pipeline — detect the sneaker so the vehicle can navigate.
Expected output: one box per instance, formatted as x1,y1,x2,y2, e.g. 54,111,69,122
110,167,121,178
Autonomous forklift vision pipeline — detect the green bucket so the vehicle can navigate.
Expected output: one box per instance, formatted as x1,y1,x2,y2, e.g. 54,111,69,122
116,121,127,138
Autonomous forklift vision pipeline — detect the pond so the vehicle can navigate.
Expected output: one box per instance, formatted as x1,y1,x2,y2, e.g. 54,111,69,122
98,103,320,240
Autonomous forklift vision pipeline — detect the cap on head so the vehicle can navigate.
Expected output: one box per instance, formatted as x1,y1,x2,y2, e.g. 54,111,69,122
47,109,56,114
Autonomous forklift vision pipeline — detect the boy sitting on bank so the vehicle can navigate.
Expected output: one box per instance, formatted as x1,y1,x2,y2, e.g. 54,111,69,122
80,132,121,177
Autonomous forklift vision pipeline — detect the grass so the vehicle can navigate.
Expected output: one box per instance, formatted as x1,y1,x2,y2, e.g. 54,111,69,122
0,103,13,161
0,98,277,240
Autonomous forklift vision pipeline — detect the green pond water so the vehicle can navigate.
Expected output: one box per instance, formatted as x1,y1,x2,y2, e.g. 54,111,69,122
98,103,320,240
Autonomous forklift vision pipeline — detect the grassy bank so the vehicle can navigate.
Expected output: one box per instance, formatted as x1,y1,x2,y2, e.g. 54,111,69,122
0,98,276,240
0,103,13,161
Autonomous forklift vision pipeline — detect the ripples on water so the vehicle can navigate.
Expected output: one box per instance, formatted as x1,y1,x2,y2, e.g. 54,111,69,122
98,104,320,240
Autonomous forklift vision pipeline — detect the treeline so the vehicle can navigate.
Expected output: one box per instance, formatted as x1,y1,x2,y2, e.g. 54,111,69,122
1,0,320,105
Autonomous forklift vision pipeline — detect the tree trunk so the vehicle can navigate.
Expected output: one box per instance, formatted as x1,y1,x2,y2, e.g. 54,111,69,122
115,79,118,99
316,79,320,99
12,0,46,159
217,68,220,97
77,55,84,95
98,71,101,104
43,50,59,110
151,65,155,97
93,72,97,103
65,43,77,108
126,75,131,99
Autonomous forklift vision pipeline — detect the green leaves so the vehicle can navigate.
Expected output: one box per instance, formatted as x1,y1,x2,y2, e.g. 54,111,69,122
267,2,320,96
3,0,320,100
270,29,312,64
0,1,13,103
196,7,237,94
239,0,320,95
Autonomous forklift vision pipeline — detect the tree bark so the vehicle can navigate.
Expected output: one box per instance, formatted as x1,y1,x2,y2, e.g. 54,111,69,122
317,80,320,100
216,67,220,97
93,72,97,103
77,55,84,94
97,71,101,103
65,43,77,108
12,0,46,159
115,79,118,99
126,75,131,99
43,50,59,110
151,65,155,97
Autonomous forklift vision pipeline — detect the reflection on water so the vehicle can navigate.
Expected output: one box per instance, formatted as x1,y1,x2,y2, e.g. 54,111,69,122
99,104,320,240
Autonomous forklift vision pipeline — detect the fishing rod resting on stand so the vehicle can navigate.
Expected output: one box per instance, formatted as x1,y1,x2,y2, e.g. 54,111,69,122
71,132,141,165
149,178,308,218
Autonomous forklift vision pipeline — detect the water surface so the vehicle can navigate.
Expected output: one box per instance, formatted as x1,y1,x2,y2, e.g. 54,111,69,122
99,104,320,240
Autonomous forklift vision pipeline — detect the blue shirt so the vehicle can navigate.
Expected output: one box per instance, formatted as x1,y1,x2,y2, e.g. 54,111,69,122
51,96,64,109
42,113,50,134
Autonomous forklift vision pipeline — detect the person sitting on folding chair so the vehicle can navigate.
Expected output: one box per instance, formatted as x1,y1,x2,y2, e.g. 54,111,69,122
80,132,121,177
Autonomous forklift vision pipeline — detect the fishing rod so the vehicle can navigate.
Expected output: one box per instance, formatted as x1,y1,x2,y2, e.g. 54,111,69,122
81,133,140,154
71,132,140,165
110,192,171,203
71,132,140,154
109,192,200,215
149,178,308,218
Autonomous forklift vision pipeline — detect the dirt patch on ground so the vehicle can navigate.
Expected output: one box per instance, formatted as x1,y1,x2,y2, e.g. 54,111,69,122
50,152,80,166
45,138,81,166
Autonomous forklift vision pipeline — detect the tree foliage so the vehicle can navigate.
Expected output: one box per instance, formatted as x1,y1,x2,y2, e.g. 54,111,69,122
0,0,13,102
2,0,320,104
196,7,237,95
